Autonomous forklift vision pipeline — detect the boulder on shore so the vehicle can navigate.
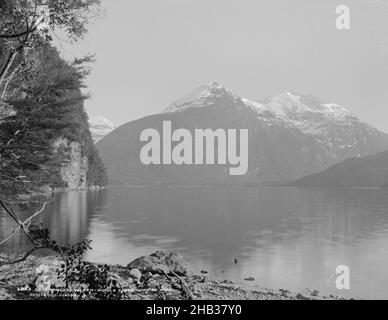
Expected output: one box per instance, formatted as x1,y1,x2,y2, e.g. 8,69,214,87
127,251,193,276
129,268,142,281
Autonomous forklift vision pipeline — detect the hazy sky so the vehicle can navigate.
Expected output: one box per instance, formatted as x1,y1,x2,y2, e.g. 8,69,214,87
58,0,388,133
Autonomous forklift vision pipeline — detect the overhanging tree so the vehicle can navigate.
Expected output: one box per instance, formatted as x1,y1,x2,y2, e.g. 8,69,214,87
0,0,100,100
0,0,102,252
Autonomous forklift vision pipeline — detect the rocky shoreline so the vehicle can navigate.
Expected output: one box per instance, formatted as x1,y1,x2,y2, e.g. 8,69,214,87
0,251,347,300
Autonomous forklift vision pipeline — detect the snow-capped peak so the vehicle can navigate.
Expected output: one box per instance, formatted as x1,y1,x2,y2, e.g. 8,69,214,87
208,80,224,90
164,81,236,113
262,92,353,120
89,115,115,128
194,81,231,98
163,82,354,133
89,115,115,143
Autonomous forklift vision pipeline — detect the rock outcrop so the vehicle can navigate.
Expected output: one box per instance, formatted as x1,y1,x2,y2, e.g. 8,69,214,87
53,138,89,190
127,251,194,276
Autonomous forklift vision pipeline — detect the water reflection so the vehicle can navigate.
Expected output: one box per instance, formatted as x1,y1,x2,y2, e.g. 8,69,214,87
1,186,388,299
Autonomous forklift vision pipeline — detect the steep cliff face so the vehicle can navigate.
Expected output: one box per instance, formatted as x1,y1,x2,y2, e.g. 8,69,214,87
1,40,108,200
53,138,89,190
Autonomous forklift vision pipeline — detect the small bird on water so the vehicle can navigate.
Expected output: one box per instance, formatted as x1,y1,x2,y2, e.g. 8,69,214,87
234,258,238,264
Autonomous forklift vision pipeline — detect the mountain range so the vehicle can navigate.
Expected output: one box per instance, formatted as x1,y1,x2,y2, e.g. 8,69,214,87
96,82,388,185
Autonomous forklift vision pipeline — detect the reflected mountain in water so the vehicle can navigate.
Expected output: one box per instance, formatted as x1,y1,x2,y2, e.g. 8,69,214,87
1,186,388,299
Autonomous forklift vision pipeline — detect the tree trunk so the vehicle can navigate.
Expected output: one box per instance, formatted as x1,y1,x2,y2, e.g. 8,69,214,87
0,50,18,98
0,47,30,100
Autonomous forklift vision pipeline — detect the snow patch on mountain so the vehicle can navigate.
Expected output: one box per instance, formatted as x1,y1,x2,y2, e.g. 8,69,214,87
163,82,360,136
164,81,240,113
89,115,115,143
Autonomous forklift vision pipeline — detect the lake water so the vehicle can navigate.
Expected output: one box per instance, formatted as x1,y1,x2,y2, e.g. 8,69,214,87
1,186,388,299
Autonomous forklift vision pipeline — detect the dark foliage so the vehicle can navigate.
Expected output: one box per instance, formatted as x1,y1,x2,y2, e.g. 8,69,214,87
0,44,108,199
0,0,107,202
28,224,126,300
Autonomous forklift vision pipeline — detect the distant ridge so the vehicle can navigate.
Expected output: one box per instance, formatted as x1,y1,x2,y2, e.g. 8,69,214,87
291,150,388,188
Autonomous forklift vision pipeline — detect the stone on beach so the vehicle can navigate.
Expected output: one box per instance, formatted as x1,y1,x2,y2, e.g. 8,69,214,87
129,268,142,281
127,251,193,276
244,277,255,281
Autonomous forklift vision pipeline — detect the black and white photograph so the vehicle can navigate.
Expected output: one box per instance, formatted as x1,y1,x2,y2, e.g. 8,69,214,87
1,0,388,309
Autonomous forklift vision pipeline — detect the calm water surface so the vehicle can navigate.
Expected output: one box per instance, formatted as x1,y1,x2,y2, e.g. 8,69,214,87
1,186,388,299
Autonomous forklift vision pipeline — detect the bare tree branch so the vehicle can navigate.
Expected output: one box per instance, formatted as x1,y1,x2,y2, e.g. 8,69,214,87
0,200,52,247
0,50,18,89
